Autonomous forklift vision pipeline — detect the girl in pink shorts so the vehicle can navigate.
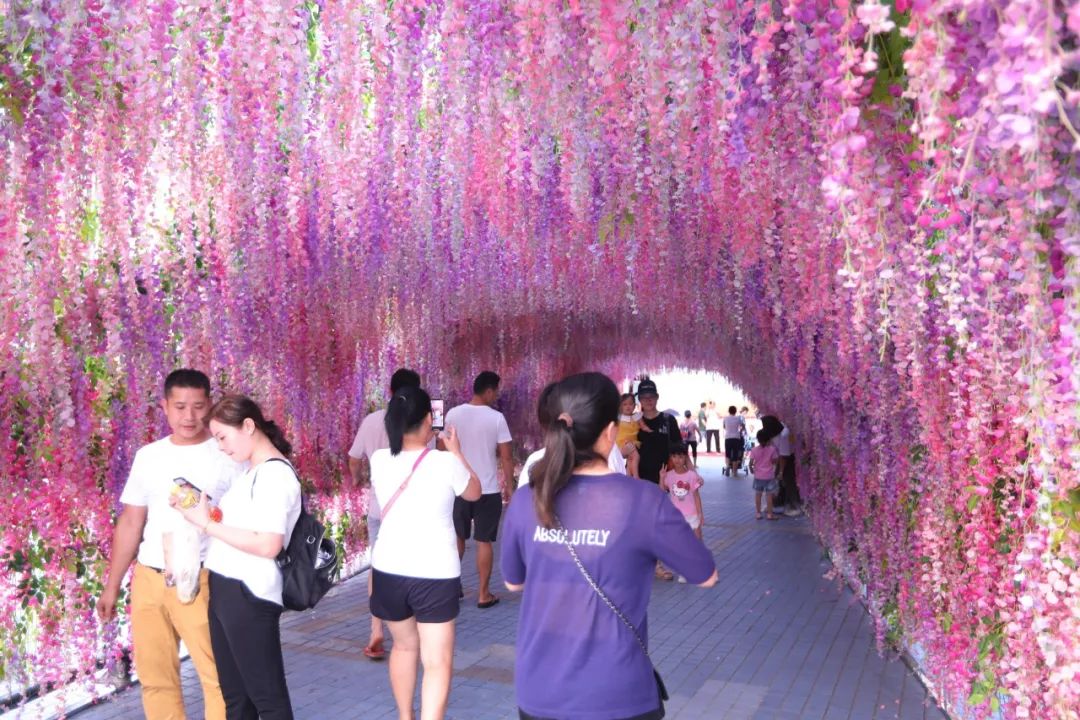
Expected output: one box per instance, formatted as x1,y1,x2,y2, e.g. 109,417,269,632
748,430,780,520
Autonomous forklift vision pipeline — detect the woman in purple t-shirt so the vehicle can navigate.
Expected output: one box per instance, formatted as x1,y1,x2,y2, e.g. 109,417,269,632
501,373,718,720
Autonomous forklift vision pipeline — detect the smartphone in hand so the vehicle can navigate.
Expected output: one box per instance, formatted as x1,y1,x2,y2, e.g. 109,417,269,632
171,478,202,508
431,399,445,431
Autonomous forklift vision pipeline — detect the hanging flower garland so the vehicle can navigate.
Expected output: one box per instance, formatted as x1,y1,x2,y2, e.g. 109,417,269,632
0,1,1076,716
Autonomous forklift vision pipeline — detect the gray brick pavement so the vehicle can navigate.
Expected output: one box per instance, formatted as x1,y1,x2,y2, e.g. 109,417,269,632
70,456,947,720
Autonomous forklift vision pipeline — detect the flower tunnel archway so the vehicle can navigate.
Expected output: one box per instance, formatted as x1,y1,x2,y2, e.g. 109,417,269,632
1,1,1077,717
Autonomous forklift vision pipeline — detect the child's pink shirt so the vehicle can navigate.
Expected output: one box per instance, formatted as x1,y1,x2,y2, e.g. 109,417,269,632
749,444,779,479
662,469,703,519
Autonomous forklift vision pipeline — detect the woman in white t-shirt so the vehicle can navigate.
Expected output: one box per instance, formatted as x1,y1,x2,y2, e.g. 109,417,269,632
171,395,301,720
519,382,626,489
369,386,481,720
704,401,723,453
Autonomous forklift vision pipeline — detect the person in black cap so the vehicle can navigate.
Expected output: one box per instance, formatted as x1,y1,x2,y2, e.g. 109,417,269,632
636,377,683,486
636,377,685,581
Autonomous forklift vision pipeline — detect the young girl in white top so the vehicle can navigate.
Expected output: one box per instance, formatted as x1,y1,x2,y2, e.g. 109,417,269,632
171,395,301,720
660,445,704,540
369,386,481,720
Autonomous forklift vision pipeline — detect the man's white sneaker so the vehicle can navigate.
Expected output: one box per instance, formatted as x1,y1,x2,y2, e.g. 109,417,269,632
677,575,687,584
784,507,803,517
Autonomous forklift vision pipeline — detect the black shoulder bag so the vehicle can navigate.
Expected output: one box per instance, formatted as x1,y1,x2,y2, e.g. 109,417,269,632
554,516,669,706
256,458,341,611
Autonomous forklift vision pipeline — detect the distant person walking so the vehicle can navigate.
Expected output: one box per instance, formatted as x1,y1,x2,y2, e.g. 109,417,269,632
722,406,746,476
444,371,514,608
347,367,422,661
742,407,759,450
704,401,722,453
680,410,700,464
369,386,482,720
500,372,717,720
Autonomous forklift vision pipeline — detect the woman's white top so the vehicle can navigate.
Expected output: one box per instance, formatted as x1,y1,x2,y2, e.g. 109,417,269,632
370,448,470,579
773,425,793,456
518,445,626,489
204,459,302,605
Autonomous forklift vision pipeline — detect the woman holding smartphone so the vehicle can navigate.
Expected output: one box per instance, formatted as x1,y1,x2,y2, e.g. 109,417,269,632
171,395,301,720
369,385,481,720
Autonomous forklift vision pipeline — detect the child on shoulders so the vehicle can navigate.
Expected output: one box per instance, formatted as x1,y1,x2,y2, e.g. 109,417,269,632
616,393,652,478
748,430,780,520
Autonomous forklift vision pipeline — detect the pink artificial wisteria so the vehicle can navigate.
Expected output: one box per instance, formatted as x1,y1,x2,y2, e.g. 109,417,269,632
0,1,1076,717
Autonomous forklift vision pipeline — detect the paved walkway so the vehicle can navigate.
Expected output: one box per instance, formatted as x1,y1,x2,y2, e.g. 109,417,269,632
74,456,947,720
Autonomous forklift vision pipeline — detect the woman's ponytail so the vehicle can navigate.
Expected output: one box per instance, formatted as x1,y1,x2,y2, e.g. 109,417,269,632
260,419,292,456
531,373,620,529
384,386,432,455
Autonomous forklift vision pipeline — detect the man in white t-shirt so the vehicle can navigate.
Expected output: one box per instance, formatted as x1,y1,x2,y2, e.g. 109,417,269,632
347,367,421,661
442,371,513,608
704,401,723,453
96,370,242,720
722,405,747,476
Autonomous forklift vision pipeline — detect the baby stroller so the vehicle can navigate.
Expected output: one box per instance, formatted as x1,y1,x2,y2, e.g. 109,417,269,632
723,434,747,475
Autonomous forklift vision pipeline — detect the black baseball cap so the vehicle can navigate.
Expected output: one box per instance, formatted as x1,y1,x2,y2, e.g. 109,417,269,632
636,379,658,398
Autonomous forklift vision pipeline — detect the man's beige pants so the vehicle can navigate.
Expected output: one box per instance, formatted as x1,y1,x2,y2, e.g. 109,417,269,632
130,563,225,720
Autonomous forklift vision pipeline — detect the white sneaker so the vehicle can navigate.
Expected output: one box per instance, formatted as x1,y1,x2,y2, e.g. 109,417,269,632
784,507,803,517
677,575,687,584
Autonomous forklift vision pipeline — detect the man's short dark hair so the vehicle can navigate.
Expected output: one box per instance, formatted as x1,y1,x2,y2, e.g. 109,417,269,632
473,371,501,395
164,369,211,398
390,368,421,394
700,402,707,408
728,406,737,414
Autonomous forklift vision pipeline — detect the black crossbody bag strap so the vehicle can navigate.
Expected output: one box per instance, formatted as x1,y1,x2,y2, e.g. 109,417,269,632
554,516,669,703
